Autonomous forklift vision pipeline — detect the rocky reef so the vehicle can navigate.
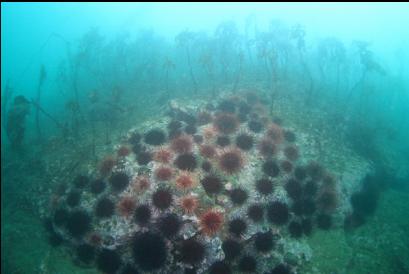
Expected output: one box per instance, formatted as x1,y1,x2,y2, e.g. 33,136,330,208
43,91,367,274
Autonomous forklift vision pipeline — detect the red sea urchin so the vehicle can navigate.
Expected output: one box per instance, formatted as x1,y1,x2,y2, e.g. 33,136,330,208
218,148,244,174
171,134,193,154
99,156,116,177
176,172,196,190
154,165,173,181
266,123,284,143
117,145,131,157
117,196,136,217
132,176,151,192
213,113,239,135
154,148,173,163
200,144,218,158
179,195,199,214
200,209,224,236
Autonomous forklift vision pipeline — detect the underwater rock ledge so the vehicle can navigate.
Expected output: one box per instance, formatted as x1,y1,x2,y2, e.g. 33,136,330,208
43,91,370,274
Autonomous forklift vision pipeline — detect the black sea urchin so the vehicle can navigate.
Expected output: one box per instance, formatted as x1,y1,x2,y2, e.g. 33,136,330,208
208,261,231,274
133,232,167,271
158,213,182,238
254,231,274,253
288,221,303,238
134,204,151,226
144,128,166,146
179,238,206,265
238,255,257,272
267,202,289,225
201,175,223,196
96,249,121,274
262,160,280,177
152,189,173,210
248,120,263,133
53,208,69,227
76,244,95,264
109,172,129,192
66,210,91,238
73,175,89,188
137,150,152,165
175,153,197,171
229,188,248,206
216,135,231,147
256,178,274,196
270,264,292,274
316,214,332,230
89,179,106,195
285,178,303,200
236,133,254,151
228,218,247,237
247,204,264,223
222,238,241,260
66,190,81,207
95,197,115,218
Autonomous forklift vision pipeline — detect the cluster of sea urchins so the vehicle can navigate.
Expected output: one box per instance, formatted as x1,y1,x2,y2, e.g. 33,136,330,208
45,92,342,274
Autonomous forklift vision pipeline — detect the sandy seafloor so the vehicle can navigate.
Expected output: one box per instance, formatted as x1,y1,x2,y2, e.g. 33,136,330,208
2,91,409,274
